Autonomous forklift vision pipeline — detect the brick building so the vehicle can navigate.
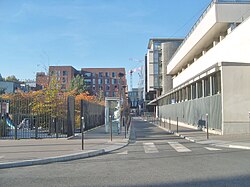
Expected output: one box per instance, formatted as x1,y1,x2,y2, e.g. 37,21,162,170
36,66,127,97
81,68,126,97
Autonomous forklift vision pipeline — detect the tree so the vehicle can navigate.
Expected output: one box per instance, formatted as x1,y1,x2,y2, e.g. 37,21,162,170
5,75,19,83
0,87,5,95
70,75,86,94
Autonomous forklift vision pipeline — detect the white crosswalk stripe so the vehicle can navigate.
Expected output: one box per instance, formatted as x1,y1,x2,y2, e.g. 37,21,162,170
143,142,159,153
117,150,128,155
168,142,191,152
204,147,221,151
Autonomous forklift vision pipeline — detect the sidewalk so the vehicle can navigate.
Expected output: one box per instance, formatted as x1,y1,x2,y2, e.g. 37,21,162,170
144,117,250,150
0,125,130,169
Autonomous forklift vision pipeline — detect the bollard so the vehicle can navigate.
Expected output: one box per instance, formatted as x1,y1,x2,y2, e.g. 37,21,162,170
164,118,166,128
123,117,126,138
248,112,250,134
206,114,209,139
169,117,171,131
81,116,85,150
110,115,112,141
54,118,58,139
177,117,179,133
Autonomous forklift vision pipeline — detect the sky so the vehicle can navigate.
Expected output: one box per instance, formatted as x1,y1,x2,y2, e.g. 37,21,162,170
0,0,211,89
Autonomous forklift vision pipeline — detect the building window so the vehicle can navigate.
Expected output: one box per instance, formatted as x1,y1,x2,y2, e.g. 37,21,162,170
84,72,92,77
106,85,110,91
99,72,103,77
105,91,110,96
192,83,196,99
98,79,102,84
105,72,110,77
105,79,110,84
84,79,92,85
92,79,96,85
62,77,66,83
212,71,221,95
112,72,116,77
204,77,210,97
56,71,60,76
197,81,202,98
93,85,96,90
63,71,68,76
99,85,103,90
112,79,117,84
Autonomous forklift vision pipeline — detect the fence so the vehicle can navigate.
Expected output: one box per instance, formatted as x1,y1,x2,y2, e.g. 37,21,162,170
80,100,105,132
0,96,72,139
159,94,222,131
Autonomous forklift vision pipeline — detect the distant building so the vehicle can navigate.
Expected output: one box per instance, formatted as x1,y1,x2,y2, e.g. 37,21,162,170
36,72,49,89
48,66,78,91
81,68,126,97
0,81,20,94
128,88,144,115
144,38,183,113
36,66,127,97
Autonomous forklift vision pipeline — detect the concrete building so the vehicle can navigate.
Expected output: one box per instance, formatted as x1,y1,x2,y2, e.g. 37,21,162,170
145,38,183,113
81,68,126,97
151,0,250,135
128,88,144,115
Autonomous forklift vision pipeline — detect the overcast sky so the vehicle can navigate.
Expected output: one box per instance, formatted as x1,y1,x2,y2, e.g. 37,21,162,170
0,0,211,88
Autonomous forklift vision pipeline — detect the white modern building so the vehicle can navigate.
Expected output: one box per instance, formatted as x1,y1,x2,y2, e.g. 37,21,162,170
152,0,250,135
145,39,183,113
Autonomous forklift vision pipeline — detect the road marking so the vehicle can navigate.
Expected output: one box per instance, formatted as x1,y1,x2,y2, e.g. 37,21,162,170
143,142,159,153
204,147,221,151
117,150,128,155
168,142,191,152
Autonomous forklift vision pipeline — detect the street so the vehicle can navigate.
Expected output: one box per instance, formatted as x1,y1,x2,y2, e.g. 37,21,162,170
1,118,250,187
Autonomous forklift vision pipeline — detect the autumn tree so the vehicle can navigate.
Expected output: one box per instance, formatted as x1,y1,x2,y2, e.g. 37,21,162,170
70,74,86,94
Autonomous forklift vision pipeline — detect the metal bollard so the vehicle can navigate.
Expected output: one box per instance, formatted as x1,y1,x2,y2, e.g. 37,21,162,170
177,117,179,133
110,115,112,141
206,114,209,139
81,116,85,150
169,117,171,131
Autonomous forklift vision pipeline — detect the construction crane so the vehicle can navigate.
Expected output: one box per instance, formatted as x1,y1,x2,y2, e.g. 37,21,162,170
128,58,144,91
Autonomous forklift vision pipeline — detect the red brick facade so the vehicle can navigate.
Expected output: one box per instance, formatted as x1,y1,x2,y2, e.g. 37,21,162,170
36,66,127,97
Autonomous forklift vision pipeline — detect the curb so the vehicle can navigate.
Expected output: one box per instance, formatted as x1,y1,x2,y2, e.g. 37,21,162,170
0,139,130,169
150,122,250,150
0,149,105,169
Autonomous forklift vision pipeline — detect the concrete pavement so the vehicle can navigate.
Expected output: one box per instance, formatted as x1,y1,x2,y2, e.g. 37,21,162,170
0,125,130,169
144,117,250,150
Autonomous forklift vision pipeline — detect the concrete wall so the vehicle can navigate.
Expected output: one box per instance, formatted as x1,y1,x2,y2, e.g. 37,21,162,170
221,63,250,134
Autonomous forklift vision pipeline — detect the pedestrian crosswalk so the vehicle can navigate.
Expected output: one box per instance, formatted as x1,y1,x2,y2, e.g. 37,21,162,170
143,142,159,153
116,142,223,155
168,141,191,152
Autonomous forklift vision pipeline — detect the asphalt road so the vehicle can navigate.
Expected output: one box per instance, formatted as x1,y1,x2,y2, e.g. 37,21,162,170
1,118,250,187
